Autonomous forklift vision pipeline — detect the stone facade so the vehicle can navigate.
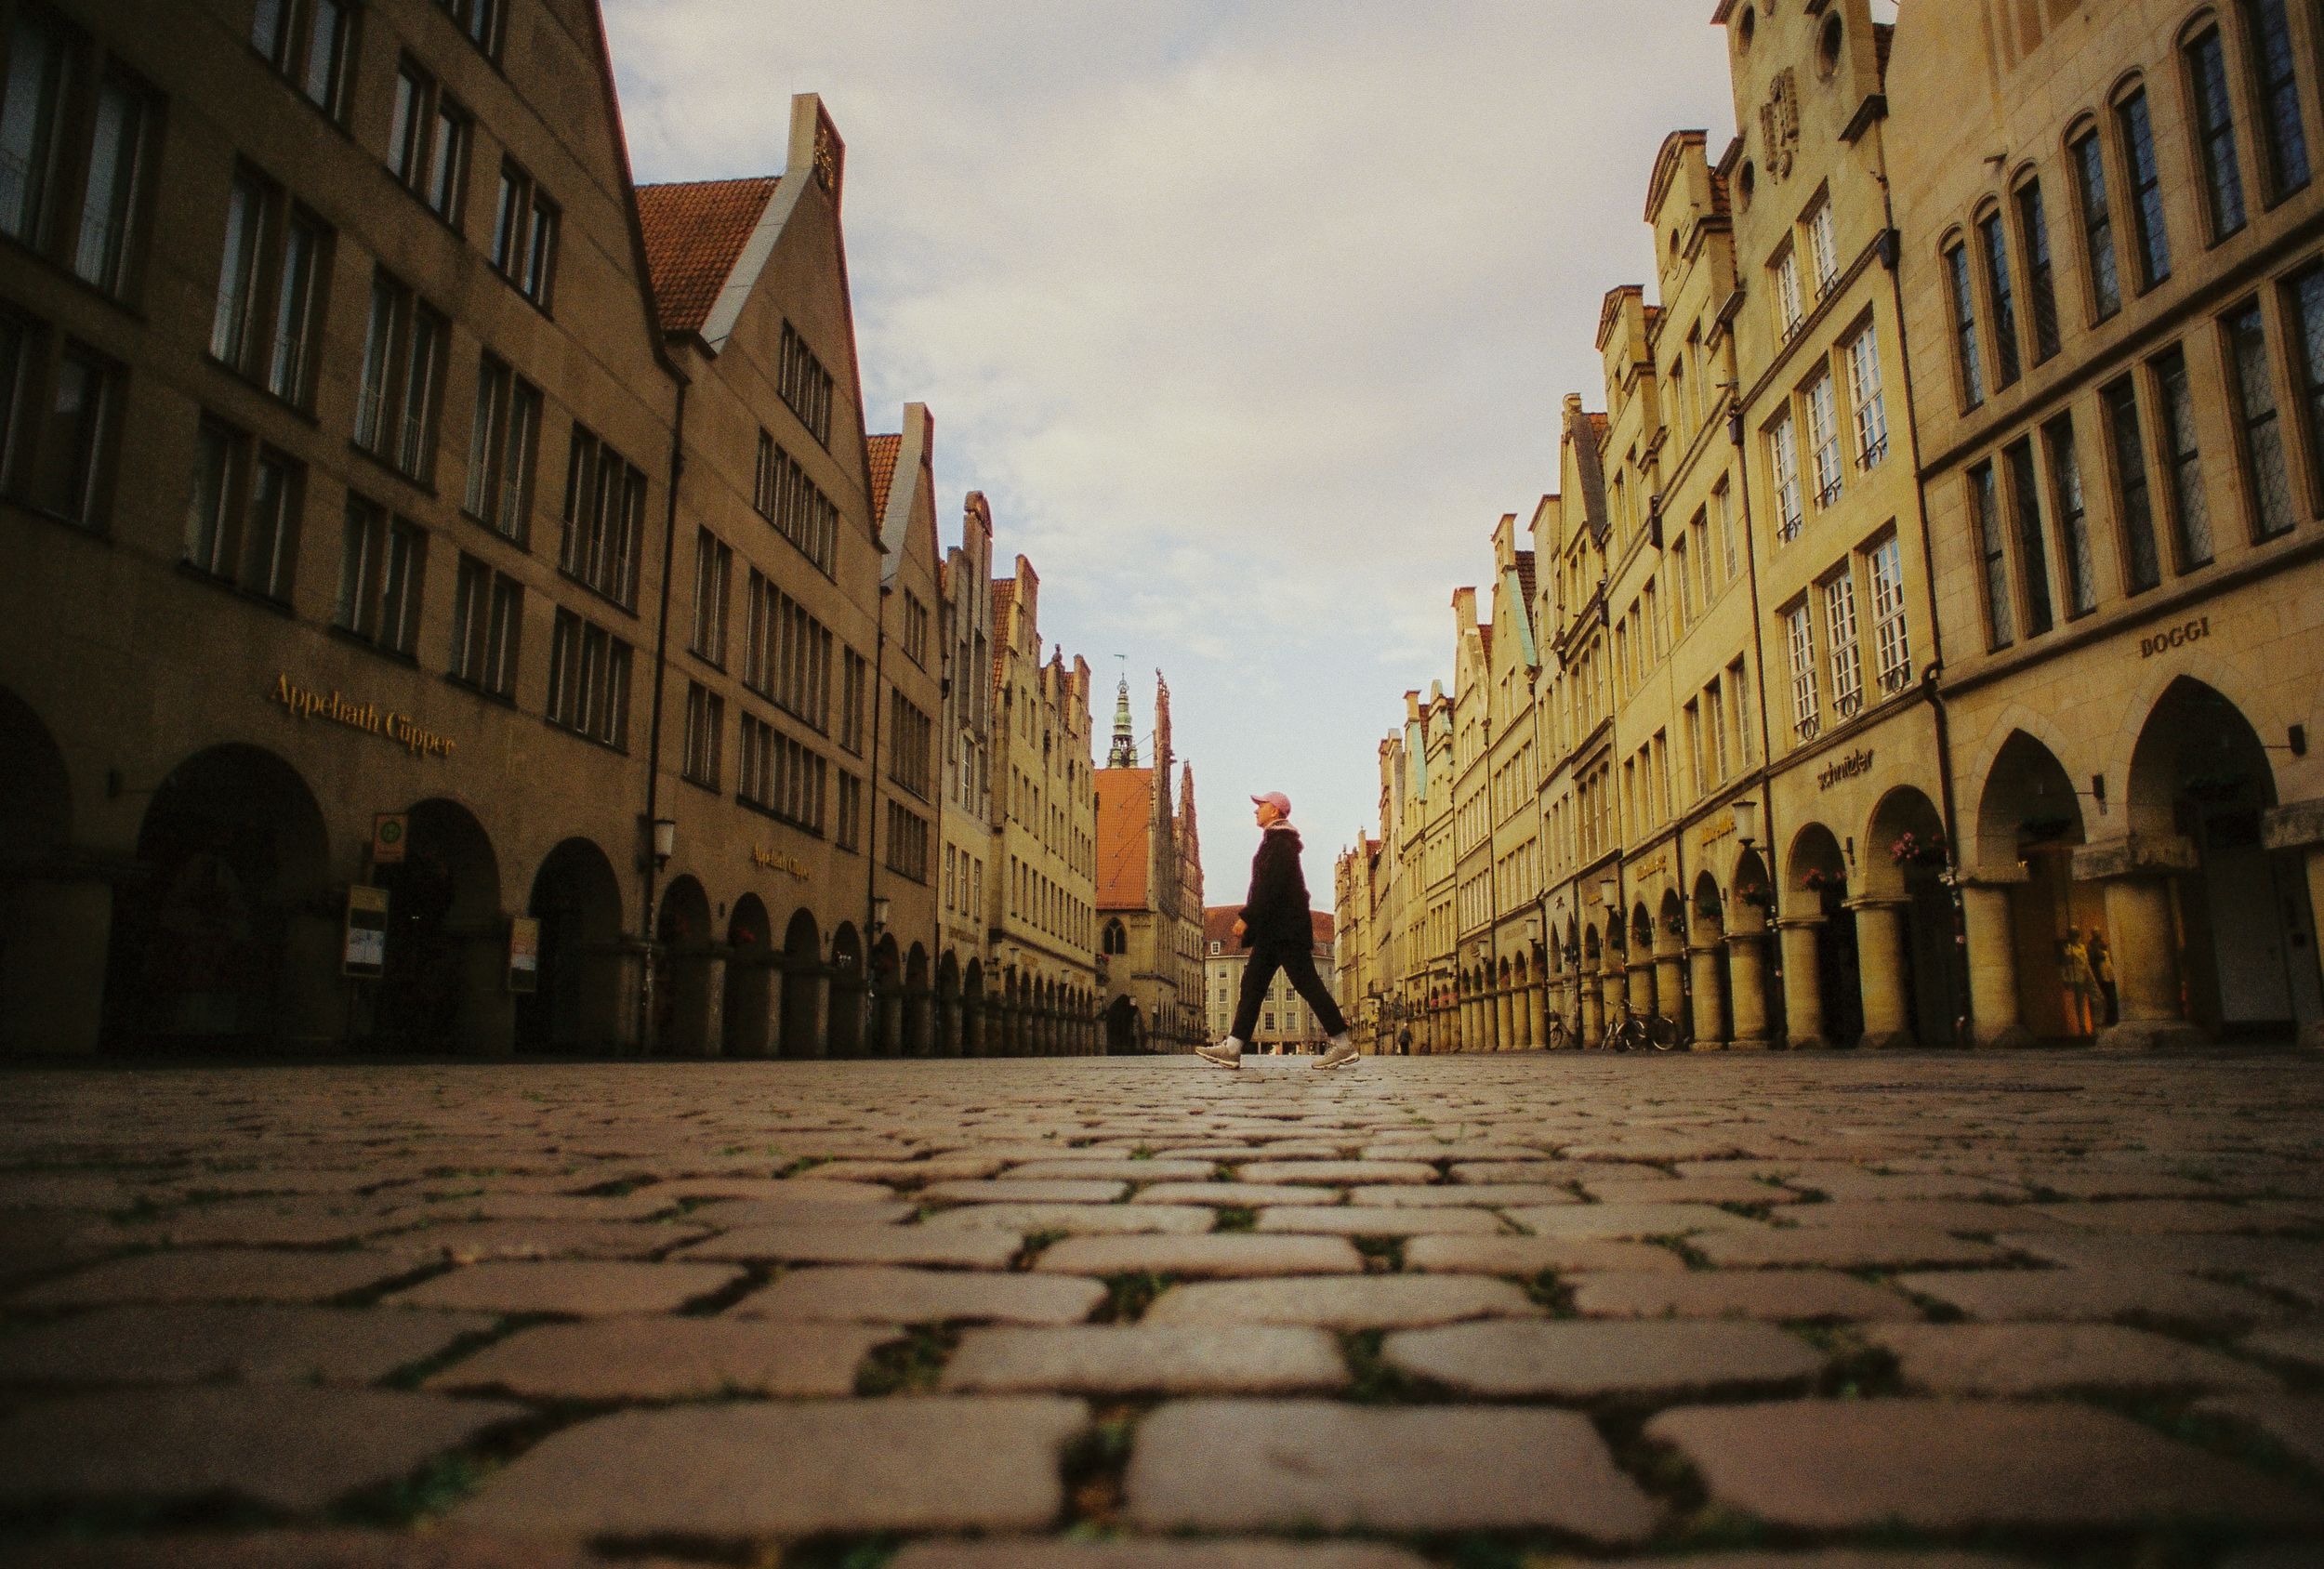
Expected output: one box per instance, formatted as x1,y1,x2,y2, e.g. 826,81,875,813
1095,675,1204,1054
1337,0,2324,1053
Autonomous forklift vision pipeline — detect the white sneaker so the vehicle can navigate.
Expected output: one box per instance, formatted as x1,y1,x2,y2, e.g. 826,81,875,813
1195,1040,1242,1070
1314,1040,1359,1070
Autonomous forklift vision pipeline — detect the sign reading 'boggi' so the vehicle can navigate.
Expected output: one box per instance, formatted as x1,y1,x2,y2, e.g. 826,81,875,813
270,674,457,758
2138,615,2210,659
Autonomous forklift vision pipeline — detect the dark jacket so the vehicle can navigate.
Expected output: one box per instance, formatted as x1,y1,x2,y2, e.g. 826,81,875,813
1238,824,1313,949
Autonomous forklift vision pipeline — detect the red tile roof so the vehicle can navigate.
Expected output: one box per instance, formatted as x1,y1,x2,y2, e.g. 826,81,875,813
867,432,902,521
1514,549,1538,613
990,579,1015,689
635,177,779,336
1201,905,1332,948
1094,769,1153,909
1478,623,1494,657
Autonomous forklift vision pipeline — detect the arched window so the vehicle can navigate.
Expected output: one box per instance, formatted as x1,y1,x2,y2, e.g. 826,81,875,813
1102,918,1128,956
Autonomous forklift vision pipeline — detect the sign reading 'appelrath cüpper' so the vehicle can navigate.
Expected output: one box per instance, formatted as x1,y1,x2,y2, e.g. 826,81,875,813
270,674,457,759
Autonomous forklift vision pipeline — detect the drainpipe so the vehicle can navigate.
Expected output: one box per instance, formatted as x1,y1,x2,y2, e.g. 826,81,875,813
637,375,688,1054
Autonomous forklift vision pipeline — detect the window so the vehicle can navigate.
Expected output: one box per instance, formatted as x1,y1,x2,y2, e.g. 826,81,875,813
2288,264,2324,505
254,0,355,120
2102,377,2163,592
1716,480,1738,578
1806,195,1840,295
889,691,933,798
2117,89,2172,288
210,171,268,370
1784,602,1818,738
2185,28,2248,241
267,209,326,405
184,418,301,602
546,609,632,748
1845,323,1888,468
334,498,424,655
1729,656,1756,763
1822,572,1863,719
1978,209,2021,389
0,9,68,248
2070,129,2122,323
73,74,149,296
682,680,723,787
1946,242,1985,409
1769,409,1802,540
2244,0,2310,201
1772,244,1804,336
754,432,838,574
690,527,731,665
212,171,329,407
738,714,825,831
2043,415,2097,617
835,771,863,851
2224,299,2295,539
902,591,930,666
353,272,445,480
387,62,465,225
1968,460,2014,648
449,552,520,697
2015,181,2061,363
1868,536,1913,694
2153,347,2212,567
2003,439,2054,637
840,647,868,753
558,424,645,607
742,569,833,729
1805,369,1842,508
777,321,834,445
14,336,114,527
435,0,503,58
1704,676,1727,783
463,355,539,540
886,801,930,883
489,162,558,309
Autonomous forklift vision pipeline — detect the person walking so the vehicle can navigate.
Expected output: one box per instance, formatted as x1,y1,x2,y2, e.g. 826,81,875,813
1198,792,1358,1070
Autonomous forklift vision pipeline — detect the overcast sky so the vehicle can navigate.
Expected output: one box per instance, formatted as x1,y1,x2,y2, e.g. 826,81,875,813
601,1,1743,905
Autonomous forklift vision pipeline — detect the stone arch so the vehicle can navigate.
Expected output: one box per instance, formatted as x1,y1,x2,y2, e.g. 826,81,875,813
780,908,824,1057
518,837,625,1053
935,949,961,1057
371,797,506,1056
827,921,865,1057
1860,784,1960,1047
961,955,985,1057
1690,870,1725,943
869,933,903,1056
723,893,772,1059
1730,845,1774,934
653,875,715,1057
1657,888,1686,944
103,743,333,1052
2105,653,2288,825
1974,730,2097,1041
904,941,931,1056
1629,902,1654,953
1,690,78,1053
1785,821,1849,910
1972,730,2086,875
1102,916,1128,956
1861,785,1951,900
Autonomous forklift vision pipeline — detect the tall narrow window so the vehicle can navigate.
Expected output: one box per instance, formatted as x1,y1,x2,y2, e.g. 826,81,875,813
74,76,147,295
424,96,469,223
1823,572,1863,718
2185,28,2249,240
27,343,112,527
0,11,66,245
1846,323,1889,467
2015,181,2061,363
2118,89,2172,287
1773,244,1804,336
2043,415,2097,616
2003,439,2054,636
463,356,539,541
2103,377,2163,591
1946,242,1986,409
1979,209,2022,388
682,681,723,787
377,517,425,656
210,171,268,369
1868,536,1913,694
2287,265,2324,504
1784,603,1819,738
185,419,236,576
1968,460,2014,648
559,425,644,608
449,554,521,698
1807,196,1840,295
335,494,382,635
2070,129,2122,322
2153,347,2212,567
1806,370,1843,508
2224,299,2295,539
388,62,429,189
302,0,353,117
396,306,443,479
1769,409,1803,540
267,211,325,404
244,448,300,602
2244,0,2311,200
691,527,732,664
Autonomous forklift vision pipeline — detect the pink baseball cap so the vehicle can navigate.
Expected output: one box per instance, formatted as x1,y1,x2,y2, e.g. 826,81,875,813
1251,791,1292,817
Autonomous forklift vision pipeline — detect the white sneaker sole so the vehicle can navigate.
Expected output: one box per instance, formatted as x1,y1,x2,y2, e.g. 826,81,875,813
1314,1051,1359,1071
1195,1048,1241,1070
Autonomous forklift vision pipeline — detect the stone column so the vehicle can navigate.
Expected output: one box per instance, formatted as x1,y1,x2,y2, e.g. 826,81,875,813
1848,897,1913,1049
1686,942,1726,1049
614,943,650,1055
1626,956,1656,1022
1599,958,1626,1045
1532,969,1551,1048
2074,834,2205,1051
280,903,345,1050
2261,800,2324,1051
1654,935,1685,1034
1578,963,1604,1046
1495,983,1514,1050
700,954,728,1058
1958,877,2033,1048
762,961,787,1059
0,873,113,1056
1726,931,1772,1048
1776,917,1825,1049
456,921,517,1058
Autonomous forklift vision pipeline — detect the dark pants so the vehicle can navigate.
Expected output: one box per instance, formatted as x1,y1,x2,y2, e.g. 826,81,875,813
1230,942,1347,1042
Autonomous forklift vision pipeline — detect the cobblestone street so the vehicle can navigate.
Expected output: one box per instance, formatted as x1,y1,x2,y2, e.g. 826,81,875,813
0,1050,2320,1568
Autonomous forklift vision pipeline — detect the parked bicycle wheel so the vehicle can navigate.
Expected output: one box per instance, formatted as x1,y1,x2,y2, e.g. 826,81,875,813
1648,1014,1684,1051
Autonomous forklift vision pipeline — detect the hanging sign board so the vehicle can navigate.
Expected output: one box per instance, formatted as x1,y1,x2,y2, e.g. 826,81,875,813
371,812,408,865
344,885,389,978
508,917,540,994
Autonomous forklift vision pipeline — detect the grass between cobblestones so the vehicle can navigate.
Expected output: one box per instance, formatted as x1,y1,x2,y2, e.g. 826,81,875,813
853,1325,957,1395
1096,1271,1174,1322
1337,1329,1433,1404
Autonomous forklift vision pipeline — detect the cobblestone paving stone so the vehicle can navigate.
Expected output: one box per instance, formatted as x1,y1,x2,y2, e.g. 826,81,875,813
0,1050,2319,1565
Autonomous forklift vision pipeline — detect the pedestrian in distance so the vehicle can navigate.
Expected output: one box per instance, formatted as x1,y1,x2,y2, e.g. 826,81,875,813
1198,792,1358,1071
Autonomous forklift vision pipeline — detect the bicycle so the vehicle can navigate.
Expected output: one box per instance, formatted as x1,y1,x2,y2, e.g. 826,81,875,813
1607,1004,1651,1053
1645,1011,1688,1051
1542,1012,1572,1051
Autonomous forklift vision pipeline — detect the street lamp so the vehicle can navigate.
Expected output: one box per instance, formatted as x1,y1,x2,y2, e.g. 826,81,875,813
1731,797,1760,850
1598,875,1619,913
650,816,676,869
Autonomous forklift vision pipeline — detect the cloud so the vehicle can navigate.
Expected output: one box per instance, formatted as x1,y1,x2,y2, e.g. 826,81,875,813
602,0,1738,895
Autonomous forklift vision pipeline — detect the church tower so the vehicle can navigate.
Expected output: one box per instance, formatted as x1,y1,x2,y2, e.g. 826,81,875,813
1107,674,1140,769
